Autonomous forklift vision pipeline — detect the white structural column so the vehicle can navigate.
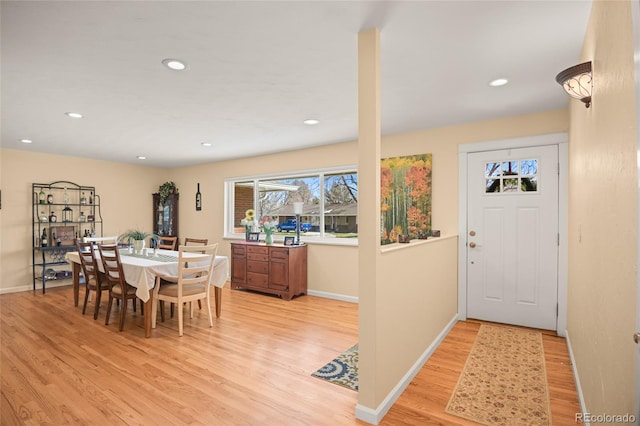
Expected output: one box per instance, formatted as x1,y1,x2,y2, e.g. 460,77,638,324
356,28,382,423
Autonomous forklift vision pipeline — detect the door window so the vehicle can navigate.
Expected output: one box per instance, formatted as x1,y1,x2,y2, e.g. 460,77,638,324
485,159,538,193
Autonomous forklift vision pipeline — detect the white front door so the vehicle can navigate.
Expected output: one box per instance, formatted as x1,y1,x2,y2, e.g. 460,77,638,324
467,145,559,330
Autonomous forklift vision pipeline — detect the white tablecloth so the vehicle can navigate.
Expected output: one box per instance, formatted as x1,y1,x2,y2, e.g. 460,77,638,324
65,249,229,302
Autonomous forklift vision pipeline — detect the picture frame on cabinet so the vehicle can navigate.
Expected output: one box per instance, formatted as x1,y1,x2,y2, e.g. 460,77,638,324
284,236,295,246
248,232,260,242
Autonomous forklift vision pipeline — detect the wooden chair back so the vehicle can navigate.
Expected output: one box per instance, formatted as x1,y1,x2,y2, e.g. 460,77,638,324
157,236,178,250
75,240,109,319
184,237,208,246
160,238,208,319
179,243,218,288
98,244,138,331
184,237,208,254
98,244,125,287
76,240,101,284
152,243,218,336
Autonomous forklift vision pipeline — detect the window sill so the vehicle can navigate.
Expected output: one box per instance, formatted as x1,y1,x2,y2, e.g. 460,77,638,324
223,234,358,247
223,234,458,249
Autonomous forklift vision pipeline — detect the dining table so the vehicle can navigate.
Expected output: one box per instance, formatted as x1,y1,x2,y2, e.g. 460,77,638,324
65,248,229,337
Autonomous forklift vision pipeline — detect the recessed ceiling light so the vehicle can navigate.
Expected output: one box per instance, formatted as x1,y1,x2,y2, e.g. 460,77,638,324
162,58,187,71
136,156,147,160
489,78,509,87
20,139,33,144
201,142,212,147
65,112,83,118
303,119,320,125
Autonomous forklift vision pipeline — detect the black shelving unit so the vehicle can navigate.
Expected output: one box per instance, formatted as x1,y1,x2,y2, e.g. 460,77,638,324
32,181,103,293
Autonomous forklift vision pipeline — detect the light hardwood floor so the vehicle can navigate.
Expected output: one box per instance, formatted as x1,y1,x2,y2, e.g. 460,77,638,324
382,320,582,425
1,285,579,425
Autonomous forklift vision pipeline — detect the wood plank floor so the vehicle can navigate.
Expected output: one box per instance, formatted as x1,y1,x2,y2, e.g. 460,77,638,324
381,320,582,425
0,285,580,425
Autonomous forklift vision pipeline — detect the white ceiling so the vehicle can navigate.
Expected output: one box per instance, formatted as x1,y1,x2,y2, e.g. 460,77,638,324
1,1,592,168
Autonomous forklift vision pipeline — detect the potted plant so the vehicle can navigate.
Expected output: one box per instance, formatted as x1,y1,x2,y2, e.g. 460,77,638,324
119,229,159,254
158,181,178,204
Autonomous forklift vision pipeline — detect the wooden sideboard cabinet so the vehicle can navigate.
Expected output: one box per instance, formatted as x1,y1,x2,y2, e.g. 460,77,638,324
230,241,307,300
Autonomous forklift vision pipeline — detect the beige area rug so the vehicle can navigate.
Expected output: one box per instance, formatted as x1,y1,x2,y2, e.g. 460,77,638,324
445,324,551,425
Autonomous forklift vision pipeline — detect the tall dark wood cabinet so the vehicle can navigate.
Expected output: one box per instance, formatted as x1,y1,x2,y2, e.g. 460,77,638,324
153,193,178,240
230,241,307,300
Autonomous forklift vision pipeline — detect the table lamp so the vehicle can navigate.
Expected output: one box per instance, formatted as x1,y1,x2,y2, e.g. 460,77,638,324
293,202,304,245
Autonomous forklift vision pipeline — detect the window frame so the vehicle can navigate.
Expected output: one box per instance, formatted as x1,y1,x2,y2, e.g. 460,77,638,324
224,165,358,246
484,158,540,194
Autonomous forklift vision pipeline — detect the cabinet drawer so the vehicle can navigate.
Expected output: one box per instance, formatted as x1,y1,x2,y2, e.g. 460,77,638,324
247,272,269,288
247,261,268,274
247,246,269,262
269,248,289,260
247,246,268,255
247,253,269,262
232,245,246,256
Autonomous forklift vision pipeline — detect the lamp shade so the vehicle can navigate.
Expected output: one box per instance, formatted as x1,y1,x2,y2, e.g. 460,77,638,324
293,202,304,214
555,61,592,108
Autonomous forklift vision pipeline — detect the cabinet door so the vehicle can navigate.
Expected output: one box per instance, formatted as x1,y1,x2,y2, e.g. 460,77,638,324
231,256,246,284
231,244,247,284
269,248,289,291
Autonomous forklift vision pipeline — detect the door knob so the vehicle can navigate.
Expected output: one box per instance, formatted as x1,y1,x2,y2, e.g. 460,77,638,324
469,230,476,236
634,332,640,345
469,242,476,248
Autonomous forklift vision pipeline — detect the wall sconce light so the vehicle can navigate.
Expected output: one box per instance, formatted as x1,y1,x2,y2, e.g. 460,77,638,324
555,61,592,108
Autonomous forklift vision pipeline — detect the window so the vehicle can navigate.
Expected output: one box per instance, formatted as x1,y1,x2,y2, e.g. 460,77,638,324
225,167,358,243
485,159,538,193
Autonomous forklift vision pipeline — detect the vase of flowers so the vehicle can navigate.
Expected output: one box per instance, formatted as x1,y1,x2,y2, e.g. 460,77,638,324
241,209,256,241
260,216,278,245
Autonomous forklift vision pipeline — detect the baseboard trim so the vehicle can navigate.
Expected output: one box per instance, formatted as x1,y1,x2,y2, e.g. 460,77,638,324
0,281,72,295
354,313,459,425
565,329,589,425
307,289,358,304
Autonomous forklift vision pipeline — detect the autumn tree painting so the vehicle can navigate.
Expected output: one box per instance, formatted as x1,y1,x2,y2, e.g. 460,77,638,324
380,154,432,245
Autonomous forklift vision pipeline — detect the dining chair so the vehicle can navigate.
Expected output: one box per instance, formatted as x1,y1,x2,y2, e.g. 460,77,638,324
156,235,182,319
151,243,218,336
184,237,208,247
99,244,140,331
75,240,111,320
165,237,209,319
182,238,209,306
157,236,178,250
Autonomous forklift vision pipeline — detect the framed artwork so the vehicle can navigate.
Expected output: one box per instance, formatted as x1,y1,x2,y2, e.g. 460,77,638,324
381,153,432,245
50,226,75,246
248,232,260,242
284,236,295,246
